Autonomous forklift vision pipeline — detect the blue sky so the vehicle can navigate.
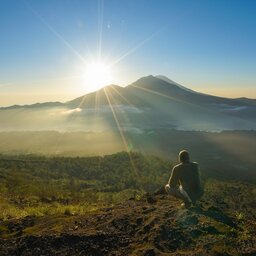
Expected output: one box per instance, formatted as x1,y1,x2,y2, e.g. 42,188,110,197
0,0,256,106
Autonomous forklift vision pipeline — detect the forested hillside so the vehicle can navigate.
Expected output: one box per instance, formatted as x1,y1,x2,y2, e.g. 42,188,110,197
0,130,255,183
0,152,255,255
0,152,170,219
0,152,255,220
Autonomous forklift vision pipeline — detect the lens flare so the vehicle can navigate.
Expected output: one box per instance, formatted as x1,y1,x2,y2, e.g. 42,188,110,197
84,61,113,92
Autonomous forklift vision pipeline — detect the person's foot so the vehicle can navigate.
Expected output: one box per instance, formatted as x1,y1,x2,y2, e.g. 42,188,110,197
181,202,191,209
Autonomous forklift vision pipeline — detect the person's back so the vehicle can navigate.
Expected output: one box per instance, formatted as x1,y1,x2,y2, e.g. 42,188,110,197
165,150,203,207
170,161,203,203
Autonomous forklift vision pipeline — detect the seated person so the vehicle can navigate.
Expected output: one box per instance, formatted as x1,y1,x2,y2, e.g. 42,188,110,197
165,150,203,208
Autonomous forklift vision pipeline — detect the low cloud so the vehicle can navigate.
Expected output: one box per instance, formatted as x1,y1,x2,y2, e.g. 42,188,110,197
61,108,82,115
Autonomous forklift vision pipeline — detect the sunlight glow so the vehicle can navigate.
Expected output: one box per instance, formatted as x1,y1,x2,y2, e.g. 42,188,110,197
84,61,113,92
103,87,140,180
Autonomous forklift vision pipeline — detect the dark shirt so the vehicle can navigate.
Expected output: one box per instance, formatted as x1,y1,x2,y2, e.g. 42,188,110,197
168,162,203,202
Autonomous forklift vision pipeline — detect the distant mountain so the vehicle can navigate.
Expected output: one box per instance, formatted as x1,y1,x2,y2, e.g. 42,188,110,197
1,101,64,109
0,75,255,131
67,75,256,111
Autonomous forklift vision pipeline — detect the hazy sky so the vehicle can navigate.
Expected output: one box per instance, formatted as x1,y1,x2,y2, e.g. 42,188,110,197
0,0,256,106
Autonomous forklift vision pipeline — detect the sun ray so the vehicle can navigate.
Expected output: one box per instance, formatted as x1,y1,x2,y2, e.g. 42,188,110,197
103,87,140,179
94,89,99,114
130,84,206,109
23,0,88,65
97,0,104,61
108,28,165,68
109,85,133,106
103,87,129,151
106,86,144,151
77,95,88,109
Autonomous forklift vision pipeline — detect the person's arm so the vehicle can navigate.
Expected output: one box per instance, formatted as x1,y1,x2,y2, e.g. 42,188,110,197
168,166,179,188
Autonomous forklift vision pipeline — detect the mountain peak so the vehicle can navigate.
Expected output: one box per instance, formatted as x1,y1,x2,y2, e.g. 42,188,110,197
132,75,157,84
128,75,194,95
156,75,197,93
100,84,123,91
155,75,178,85
131,75,172,86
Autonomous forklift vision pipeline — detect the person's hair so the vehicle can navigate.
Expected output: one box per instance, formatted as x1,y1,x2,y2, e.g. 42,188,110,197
179,150,190,163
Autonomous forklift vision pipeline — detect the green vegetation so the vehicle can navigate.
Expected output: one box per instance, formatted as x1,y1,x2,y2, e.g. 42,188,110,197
0,151,255,224
0,152,255,255
0,152,170,220
0,130,255,183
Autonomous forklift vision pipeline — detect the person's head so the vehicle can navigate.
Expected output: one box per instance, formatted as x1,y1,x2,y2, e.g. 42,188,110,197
179,150,190,163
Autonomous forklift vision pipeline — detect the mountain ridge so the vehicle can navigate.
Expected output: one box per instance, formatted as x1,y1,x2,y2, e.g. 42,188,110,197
0,75,256,131
1,75,256,109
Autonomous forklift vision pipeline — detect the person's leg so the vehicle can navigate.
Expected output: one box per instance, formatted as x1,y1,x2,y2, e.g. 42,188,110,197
165,184,191,207
179,185,192,203
165,184,187,200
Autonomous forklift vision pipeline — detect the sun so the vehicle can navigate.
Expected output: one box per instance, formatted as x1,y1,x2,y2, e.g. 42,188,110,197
84,61,113,91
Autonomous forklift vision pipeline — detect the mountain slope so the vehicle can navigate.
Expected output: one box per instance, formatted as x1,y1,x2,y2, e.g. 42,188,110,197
0,180,255,255
156,75,198,94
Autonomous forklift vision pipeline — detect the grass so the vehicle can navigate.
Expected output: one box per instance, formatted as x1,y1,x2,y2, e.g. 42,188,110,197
0,200,105,221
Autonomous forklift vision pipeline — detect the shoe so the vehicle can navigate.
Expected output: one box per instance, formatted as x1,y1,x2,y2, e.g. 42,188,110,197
181,202,191,209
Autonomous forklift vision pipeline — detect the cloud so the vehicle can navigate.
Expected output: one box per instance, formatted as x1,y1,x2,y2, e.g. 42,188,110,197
61,108,82,115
